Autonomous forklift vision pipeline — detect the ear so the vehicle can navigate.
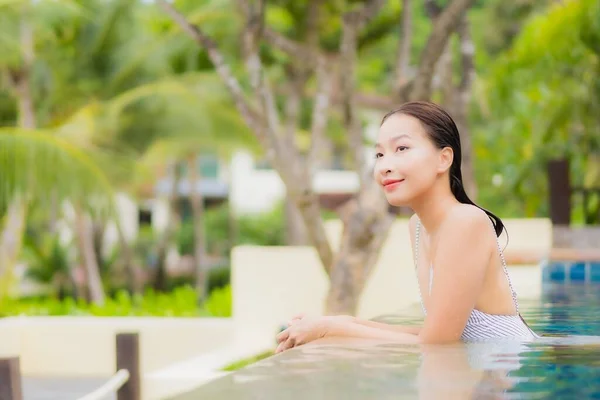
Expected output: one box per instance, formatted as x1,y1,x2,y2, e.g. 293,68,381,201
438,147,453,174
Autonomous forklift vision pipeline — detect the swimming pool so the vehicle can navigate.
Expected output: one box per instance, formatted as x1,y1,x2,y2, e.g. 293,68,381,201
173,283,600,399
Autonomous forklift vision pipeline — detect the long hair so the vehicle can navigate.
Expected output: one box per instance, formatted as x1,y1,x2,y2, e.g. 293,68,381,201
381,101,506,238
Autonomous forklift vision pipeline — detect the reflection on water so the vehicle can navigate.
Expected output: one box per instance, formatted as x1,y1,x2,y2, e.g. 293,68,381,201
173,283,600,399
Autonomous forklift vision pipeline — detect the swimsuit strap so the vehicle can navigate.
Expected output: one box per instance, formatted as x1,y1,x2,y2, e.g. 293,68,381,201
413,220,427,315
489,220,520,314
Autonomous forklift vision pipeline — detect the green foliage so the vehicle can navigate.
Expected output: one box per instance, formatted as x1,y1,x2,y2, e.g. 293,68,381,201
176,202,285,257
236,203,286,246
221,350,274,372
0,284,232,318
21,231,72,295
473,0,600,219
0,128,114,216
164,266,230,294
207,266,230,293
202,284,231,317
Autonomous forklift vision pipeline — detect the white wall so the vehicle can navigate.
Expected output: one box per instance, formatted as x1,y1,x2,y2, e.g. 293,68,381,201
0,317,238,400
229,151,367,215
229,152,286,215
0,317,234,378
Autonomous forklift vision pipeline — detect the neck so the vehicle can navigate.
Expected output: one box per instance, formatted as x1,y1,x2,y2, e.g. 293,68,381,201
410,181,460,235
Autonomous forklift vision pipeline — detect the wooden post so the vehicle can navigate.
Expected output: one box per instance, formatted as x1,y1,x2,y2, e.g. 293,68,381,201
547,159,571,225
0,357,23,400
116,333,141,400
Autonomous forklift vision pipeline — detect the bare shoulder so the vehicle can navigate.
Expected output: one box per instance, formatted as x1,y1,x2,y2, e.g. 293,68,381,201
439,204,493,238
433,204,495,276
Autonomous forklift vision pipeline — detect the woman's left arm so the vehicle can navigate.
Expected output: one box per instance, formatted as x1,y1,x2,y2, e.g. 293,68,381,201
416,208,493,344
276,208,493,352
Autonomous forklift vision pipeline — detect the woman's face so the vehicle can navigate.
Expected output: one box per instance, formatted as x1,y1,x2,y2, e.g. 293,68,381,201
373,113,446,207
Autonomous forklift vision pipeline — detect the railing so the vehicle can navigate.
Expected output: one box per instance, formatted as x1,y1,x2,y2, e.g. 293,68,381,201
0,332,141,400
78,369,130,400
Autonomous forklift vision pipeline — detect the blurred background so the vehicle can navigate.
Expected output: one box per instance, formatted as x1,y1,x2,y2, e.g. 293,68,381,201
1,0,598,317
0,1,599,395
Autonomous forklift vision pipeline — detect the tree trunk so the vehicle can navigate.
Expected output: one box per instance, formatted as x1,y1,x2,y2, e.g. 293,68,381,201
325,180,394,314
74,206,105,306
284,198,308,245
160,0,476,316
0,200,26,301
0,8,35,297
187,155,208,303
454,18,477,199
69,262,87,301
14,4,36,130
395,0,412,91
154,161,181,292
115,215,142,294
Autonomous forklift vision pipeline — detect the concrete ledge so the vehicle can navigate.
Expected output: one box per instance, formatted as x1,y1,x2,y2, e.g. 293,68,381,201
549,248,600,262
504,248,600,264
0,317,235,377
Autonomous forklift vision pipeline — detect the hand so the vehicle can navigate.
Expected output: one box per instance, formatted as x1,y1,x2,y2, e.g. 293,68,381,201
276,315,333,353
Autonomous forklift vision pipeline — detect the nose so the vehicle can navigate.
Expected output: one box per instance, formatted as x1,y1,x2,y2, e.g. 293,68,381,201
374,156,393,177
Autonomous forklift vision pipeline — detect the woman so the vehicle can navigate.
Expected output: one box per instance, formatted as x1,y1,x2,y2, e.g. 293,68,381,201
276,101,538,354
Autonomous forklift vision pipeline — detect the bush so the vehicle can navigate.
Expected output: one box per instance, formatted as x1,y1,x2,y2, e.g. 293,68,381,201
236,201,286,246
0,284,232,318
164,266,230,295
203,285,232,317
207,266,230,293
176,202,286,259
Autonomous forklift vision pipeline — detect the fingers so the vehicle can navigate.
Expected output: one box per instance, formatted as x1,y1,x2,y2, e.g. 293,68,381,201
276,328,289,344
276,337,296,353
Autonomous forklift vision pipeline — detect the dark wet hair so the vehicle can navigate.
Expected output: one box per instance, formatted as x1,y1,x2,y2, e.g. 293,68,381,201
381,101,506,238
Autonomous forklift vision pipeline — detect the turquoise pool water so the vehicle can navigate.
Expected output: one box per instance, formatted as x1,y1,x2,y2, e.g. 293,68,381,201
174,283,600,399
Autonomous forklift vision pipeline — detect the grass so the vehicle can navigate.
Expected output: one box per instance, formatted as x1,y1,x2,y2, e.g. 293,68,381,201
221,350,274,371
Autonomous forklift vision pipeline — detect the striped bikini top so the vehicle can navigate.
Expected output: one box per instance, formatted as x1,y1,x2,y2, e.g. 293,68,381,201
414,219,538,341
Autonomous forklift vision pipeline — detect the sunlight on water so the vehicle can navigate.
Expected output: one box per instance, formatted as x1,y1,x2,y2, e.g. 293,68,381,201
174,283,600,399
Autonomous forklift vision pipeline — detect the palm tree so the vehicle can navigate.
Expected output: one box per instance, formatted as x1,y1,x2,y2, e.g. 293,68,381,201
1,0,260,303
0,127,114,304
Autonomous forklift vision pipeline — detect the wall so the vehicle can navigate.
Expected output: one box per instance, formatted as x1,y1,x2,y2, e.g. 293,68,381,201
229,151,366,215
0,317,234,377
552,225,600,249
232,218,552,344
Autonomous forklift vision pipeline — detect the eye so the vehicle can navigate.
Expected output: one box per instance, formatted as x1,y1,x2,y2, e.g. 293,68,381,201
375,152,383,159
396,146,408,152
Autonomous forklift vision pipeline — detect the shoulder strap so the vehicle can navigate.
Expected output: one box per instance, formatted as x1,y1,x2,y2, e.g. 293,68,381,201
490,220,520,314
413,219,427,315
414,219,421,271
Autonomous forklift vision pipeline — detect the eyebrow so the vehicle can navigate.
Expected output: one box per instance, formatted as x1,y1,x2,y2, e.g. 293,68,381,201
374,134,411,148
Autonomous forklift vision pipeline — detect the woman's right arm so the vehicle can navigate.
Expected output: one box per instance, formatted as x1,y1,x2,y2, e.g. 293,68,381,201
288,314,421,335
353,318,422,335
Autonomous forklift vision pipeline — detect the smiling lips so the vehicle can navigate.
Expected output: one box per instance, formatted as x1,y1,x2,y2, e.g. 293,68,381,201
382,178,404,191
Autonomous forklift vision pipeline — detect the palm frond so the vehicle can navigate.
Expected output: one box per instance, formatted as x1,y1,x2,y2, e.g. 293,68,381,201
0,127,114,216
